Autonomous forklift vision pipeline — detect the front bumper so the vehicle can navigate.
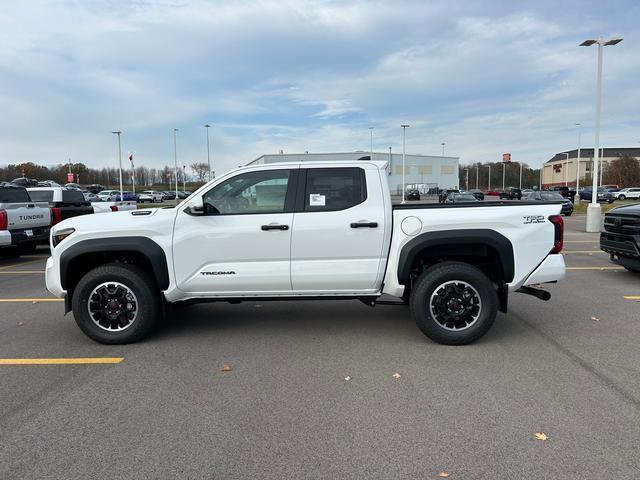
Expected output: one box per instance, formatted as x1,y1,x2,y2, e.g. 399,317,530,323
522,254,566,286
45,256,66,298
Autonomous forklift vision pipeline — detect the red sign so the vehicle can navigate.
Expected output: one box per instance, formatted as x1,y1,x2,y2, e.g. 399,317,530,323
502,153,511,163
67,172,74,183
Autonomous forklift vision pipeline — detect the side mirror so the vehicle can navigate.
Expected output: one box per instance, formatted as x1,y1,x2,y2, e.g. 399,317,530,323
184,197,204,216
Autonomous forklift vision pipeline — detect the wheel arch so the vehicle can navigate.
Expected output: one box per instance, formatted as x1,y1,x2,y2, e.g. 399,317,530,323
397,229,515,285
60,237,170,302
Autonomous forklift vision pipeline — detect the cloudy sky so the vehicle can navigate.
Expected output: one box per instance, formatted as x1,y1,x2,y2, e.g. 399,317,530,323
0,0,637,175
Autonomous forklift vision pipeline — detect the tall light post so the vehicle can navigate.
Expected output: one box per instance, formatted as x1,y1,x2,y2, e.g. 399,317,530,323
401,125,410,204
369,127,374,161
575,122,582,204
475,165,479,189
182,165,186,192
580,37,623,232
502,161,506,191
519,162,523,189
563,153,570,186
464,168,469,191
441,142,446,157
204,124,212,181
388,147,392,176
173,128,179,201
488,164,491,190
111,131,123,201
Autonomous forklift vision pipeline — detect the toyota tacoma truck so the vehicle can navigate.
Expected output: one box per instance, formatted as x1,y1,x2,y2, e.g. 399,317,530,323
45,161,566,345
600,203,640,272
1,185,51,257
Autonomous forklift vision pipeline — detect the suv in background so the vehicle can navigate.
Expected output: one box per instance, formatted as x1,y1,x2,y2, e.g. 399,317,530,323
601,204,640,272
547,186,576,202
499,187,522,200
579,187,614,203
613,188,640,201
404,189,420,201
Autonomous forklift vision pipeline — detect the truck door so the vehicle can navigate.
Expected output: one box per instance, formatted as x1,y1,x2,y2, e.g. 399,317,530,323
290,166,387,294
172,167,297,295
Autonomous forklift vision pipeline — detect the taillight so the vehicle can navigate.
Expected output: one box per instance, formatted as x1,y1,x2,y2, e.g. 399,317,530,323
51,207,62,225
549,215,564,253
110,205,118,212
0,210,7,230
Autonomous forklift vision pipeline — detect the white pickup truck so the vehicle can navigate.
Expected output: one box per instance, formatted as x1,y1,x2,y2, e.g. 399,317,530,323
46,161,566,345
1,185,51,257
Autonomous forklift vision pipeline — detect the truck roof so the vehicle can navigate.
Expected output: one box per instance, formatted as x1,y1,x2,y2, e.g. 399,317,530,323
244,160,389,170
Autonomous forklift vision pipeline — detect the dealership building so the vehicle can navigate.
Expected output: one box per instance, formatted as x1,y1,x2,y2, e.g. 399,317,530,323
248,151,460,194
542,147,640,188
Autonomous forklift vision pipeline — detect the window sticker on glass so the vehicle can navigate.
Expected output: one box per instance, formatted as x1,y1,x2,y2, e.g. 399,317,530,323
309,194,326,206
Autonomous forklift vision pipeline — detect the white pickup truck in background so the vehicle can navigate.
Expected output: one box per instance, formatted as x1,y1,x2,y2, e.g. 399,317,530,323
46,160,566,345
0,185,51,258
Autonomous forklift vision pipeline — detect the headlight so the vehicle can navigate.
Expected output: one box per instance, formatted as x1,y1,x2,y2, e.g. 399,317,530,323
52,227,75,247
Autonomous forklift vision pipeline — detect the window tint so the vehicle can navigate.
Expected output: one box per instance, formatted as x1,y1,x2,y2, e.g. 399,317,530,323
203,169,290,215
27,190,54,202
63,190,86,203
304,168,366,212
0,187,31,203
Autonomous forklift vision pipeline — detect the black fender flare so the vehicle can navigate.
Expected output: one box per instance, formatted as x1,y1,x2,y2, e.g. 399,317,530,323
397,229,514,284
59,237,170,290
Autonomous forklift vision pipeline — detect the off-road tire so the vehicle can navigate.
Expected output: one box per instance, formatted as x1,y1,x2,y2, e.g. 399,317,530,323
72,263,160,344
410,261,498,345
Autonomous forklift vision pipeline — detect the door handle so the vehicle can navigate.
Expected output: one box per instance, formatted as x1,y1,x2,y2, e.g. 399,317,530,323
261,224,289,231
350,222,378,228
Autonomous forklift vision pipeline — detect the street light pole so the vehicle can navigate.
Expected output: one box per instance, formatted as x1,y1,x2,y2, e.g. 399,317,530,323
475,165,479,189
401,125,410,204
388,147,392,176
182,165,186,192
519,162,522,189
204,124,212,181
465,168,469,191
111,131,123,201
369,127,374,161
173,128,179,202
502,162,506,191
441,142,445,157
488,164,491,190
580,37,623,232
599,147,604,186
563,153,570,186
575,122,582,204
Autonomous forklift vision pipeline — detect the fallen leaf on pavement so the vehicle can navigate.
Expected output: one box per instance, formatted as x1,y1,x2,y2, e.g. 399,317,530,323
392,372,401,379
344,376,351,381
220,363,233,372
17,321,24,326
591,316,600,322
438,472,450,478
534,432,548,441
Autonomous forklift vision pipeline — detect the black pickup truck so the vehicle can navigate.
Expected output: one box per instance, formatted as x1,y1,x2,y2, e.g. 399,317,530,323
600,204,640,272
27,187,94,224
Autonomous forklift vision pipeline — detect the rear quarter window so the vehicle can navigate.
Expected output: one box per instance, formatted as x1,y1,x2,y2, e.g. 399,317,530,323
303,167,367,212
62,190,86,203
26,190,53,202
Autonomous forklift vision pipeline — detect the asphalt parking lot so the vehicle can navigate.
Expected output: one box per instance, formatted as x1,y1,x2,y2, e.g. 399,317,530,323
1,215,639,480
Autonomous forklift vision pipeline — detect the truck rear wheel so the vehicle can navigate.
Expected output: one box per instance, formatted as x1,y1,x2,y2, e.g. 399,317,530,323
410,261,498,345
72,263,160,344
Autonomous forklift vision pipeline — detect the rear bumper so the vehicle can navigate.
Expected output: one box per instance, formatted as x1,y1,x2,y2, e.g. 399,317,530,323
521,254,566,286
0,227,50,248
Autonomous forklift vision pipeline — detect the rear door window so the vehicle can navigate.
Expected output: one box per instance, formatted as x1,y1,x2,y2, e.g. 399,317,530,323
303,168,367,212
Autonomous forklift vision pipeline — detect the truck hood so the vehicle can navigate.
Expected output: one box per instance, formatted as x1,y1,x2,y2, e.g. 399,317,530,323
53,206,176,236
607,203,640,216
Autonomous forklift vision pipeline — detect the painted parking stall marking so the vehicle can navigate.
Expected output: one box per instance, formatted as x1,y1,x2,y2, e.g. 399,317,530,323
0,358,124,365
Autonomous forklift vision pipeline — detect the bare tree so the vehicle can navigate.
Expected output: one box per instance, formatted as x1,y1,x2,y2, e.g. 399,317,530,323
190,162,210,182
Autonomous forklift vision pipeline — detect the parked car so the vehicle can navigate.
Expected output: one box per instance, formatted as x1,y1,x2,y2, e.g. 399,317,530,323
162,191,176,201
0,185,51,257
600,203,640,272
468,189,484,201
438,189,459,203
65,183,82,191
484,189,501,196
138,190,164,203
612,188,640,201
46,160,566,346
547,186,576,203
97,189,120,201
86,184,105,194
177,191,190,199
83,192,103,202
111,191,137,202
579,187,614,203
10,177,39,188
27,187,94,224
499,187,522,200
528,191,573,216
521,189,534,199
405,189,420,201
444,193,479,204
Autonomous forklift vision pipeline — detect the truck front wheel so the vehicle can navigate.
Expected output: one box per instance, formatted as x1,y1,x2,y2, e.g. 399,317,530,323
410,262,498,345
72,263,161,344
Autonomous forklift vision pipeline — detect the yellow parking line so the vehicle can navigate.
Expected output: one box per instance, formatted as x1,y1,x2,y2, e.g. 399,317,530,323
566,266,624,270
562,251,605,254
0,258,44,271
0,271,45,274
623,296,640,300
0,298,63,302
0,358,124,365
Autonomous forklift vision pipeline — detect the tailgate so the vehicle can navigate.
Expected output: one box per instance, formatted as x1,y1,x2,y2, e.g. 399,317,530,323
4,203,51,229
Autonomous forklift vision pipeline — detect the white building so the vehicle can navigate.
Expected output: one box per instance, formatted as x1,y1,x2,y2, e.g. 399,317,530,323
248,151,460,194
